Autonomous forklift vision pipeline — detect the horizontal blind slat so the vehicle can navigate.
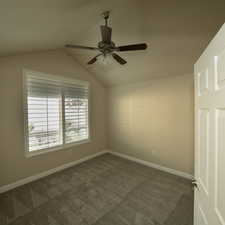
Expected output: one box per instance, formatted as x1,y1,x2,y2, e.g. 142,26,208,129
26,75,62,152
25,73,89,152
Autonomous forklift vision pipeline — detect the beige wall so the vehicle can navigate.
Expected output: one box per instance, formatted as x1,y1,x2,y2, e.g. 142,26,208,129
0,51,194,187
108,74,194,175
0,50,107,187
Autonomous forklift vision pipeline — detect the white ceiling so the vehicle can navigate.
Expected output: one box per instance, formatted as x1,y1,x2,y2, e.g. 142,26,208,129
0,0,225,86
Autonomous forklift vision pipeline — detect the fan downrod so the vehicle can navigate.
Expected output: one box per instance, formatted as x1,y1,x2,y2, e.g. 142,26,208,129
65,10,147,65
102,11,110,26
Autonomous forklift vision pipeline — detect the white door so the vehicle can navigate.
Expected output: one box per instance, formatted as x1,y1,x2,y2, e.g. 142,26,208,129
194,23,225,225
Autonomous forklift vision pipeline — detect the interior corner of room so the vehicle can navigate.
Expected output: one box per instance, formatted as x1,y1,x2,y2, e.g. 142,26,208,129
0,51,194,188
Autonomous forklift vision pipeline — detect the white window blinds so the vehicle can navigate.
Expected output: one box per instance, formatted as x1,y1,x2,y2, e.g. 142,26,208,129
24,71,89,153
64,84,89,144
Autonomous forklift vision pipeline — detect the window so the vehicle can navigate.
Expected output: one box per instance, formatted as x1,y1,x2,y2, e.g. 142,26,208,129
24,70,90,156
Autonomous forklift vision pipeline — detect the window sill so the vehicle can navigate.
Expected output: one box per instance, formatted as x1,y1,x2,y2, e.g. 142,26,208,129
25,138,91,158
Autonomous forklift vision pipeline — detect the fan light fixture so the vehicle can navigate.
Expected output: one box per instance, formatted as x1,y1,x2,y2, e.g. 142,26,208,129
65,11,148,65
98,54,113,65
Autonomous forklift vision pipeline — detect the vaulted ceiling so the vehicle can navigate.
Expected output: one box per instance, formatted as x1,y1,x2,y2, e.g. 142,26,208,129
0,0,225,86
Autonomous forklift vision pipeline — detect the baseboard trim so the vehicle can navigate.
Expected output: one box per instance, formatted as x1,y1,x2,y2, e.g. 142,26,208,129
110,151,194,180
0,150,108,193
0,150,193,193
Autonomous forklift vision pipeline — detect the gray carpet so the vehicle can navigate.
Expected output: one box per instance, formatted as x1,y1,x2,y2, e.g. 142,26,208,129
0,153,193,225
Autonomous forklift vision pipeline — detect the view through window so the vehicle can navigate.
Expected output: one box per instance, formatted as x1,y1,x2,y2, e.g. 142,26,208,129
24,71,89,154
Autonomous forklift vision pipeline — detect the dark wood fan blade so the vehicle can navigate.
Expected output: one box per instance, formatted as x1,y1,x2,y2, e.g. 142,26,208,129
87,54,102,65
112,53,127,65
101,26,112,44
117,43,147,51
65,44,99,50
87,57,97,65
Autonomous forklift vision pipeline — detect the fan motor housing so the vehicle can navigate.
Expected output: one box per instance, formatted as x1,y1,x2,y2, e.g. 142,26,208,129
98,41,115,53
65,10,147,65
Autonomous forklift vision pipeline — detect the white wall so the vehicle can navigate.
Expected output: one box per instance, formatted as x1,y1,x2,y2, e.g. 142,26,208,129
108,74,194,175
0,49,195,187
0,50,108,186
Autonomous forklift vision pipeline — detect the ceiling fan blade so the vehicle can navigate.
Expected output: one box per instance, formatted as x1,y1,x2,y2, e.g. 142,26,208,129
87,57,97,65
65,44,99,51
112,53,127,65
100,25,112,44
117,43,147,52
87,54,102,65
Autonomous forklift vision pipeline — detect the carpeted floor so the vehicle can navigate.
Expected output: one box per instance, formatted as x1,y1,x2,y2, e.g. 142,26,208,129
0,153,194,225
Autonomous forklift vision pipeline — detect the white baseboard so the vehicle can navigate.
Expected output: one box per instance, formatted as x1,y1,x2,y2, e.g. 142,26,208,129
0,149,193,193
110,151,194,180
0,150,108,193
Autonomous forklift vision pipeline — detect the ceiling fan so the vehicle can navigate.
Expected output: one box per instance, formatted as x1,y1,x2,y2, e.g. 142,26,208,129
65,11,148,65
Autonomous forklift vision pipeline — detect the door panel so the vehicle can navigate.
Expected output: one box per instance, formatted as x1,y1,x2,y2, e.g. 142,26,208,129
198,109,209,195
198,69,209,96
216,50,225,89
195,23,225,225
215,109,225,225
198,205,208,225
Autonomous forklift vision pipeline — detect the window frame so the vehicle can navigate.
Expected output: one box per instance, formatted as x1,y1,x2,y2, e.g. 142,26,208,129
23,69,91,158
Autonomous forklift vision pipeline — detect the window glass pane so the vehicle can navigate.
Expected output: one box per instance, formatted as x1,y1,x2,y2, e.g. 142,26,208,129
27,96,62,151
64,96,89,143
25,72,89,154
26,75,63,152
